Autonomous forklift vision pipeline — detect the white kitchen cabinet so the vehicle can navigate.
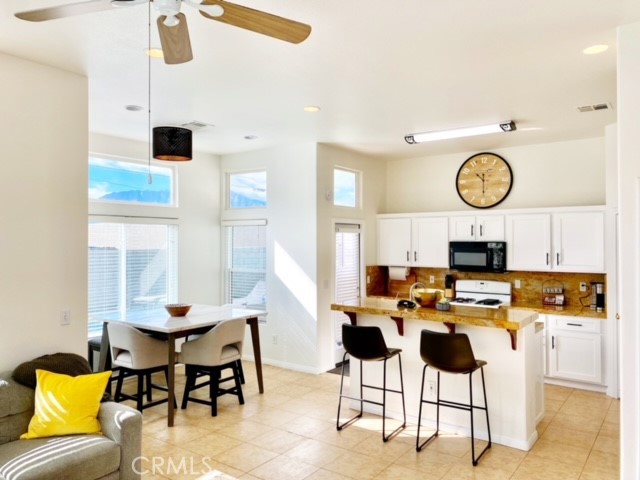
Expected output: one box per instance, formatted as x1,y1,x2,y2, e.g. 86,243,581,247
553,211,605,273
449,215,505,241
547,316,602,385
505,213,552,271
505,210,605,273
377,217,412,266
412,217,449,267
377,216,449,267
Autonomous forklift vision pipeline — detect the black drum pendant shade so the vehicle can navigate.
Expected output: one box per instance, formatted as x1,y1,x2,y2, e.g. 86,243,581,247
153,126,192,161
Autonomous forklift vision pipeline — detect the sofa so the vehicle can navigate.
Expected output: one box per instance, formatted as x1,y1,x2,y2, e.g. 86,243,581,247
0,370,142,480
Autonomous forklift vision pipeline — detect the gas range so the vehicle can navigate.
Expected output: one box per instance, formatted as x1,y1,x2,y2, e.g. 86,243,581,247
449,280,512,309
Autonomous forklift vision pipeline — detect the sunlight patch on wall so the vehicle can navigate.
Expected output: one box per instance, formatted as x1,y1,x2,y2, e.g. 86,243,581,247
274,242,317,319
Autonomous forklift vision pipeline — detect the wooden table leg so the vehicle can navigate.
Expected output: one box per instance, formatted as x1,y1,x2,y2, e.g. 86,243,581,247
246,317,264,394
167,333,176,427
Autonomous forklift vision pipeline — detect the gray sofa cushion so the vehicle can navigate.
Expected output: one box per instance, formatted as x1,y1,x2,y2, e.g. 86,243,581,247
0,373,34,446
0,435,120,480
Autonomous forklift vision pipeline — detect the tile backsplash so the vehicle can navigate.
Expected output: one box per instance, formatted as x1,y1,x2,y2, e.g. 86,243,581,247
366,265,606,309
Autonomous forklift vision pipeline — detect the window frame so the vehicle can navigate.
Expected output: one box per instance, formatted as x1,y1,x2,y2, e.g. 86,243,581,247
89,154,178,210
333,166,361,209
225,169,268,210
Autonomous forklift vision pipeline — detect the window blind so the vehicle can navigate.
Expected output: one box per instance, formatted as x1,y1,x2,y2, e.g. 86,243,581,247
334,224,360,347
88,222,178,336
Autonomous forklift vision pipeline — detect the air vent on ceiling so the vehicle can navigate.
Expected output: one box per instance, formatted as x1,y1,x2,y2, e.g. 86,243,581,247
181,120,214,130
577,103,613,113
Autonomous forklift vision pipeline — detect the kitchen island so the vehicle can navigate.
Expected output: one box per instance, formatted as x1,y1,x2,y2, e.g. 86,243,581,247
331,298,542,451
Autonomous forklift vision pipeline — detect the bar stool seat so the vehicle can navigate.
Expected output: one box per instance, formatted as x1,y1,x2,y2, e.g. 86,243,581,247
336,323,406,442
416,329,491,465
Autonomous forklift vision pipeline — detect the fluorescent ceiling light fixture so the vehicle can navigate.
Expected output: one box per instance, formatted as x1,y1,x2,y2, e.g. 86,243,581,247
583,44,608,55
405,121,516,144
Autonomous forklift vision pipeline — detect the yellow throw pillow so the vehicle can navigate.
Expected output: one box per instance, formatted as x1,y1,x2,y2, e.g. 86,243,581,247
21,369,111,439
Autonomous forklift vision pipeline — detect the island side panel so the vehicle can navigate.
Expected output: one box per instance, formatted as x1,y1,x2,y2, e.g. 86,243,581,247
347,313,541,451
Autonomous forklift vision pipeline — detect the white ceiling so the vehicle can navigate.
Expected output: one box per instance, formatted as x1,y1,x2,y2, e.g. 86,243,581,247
2,0,640,160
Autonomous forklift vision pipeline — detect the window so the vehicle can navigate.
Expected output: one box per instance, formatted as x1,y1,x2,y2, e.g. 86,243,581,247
88,221,178,336
227,171,267,208
89,157,175,206
223,222,267,317
334,223,361,362
334,167,359,208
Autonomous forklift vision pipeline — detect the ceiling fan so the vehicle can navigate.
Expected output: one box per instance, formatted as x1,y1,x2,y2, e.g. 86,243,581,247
14,0,312,64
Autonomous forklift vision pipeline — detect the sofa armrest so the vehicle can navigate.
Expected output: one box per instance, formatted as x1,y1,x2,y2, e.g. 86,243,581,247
99,401,142,480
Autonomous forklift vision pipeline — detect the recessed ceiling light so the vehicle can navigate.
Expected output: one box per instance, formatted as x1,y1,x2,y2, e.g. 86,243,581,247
583,44,609,55
303,105,321,113
244,135,258,140
125,105,144,112
145,48,164,59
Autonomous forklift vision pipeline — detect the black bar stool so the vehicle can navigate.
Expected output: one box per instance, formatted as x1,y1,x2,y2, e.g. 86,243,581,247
416,329,491,466
337,324,406,442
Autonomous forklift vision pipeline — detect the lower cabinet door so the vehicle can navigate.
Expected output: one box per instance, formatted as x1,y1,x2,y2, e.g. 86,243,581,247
548,330,602,384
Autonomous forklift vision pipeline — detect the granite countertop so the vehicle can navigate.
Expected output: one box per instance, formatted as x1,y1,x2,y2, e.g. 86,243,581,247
507,303,607,319
331,297,539,331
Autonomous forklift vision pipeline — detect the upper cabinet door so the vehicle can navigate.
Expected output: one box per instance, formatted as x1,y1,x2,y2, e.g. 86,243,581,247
506,214,552,271
449,215,505,241
412,217,449,267
449,216,476,241
477,215,505,241
553,211,605,273
377,217,411,266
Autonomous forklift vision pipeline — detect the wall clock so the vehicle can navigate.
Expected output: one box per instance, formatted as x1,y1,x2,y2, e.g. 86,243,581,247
455,152,513,208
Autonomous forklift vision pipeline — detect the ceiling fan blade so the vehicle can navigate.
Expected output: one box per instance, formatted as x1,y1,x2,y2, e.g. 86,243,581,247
199,0,311,44
157,13,194,64
15,0,116,22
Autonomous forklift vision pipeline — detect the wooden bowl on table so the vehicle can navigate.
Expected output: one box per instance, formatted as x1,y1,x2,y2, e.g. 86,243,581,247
165,304,192,317
412,289,440,308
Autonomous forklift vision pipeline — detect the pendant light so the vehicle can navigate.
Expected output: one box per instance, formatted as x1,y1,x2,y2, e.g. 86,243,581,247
152,126,193,161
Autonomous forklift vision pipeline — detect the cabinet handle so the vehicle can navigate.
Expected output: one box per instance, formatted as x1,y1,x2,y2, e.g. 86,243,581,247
556,253,560,265
414,251,417,262
546,253,550,265
406,251,410,262
566,322,583,327
471,225,474,237
552,335,555,349
479,225,483,237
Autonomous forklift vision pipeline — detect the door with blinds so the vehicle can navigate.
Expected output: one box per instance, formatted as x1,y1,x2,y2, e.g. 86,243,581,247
334,223,361,364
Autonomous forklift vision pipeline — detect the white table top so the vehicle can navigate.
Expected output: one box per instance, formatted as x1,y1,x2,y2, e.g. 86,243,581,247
98,304,266,334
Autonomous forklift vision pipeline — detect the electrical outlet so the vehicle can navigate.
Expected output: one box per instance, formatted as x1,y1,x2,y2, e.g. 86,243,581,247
272,335,278,345
515,279,521,289
367,275,371,284
427,381,436,396
429,275,435,284
580,282,588,292
60,310,71,326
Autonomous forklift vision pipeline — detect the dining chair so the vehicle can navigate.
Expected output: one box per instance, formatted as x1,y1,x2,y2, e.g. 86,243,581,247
179,317,246,416
107,322,175,412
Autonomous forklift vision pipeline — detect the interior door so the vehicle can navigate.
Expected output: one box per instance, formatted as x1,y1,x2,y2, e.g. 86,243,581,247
334,223,361,364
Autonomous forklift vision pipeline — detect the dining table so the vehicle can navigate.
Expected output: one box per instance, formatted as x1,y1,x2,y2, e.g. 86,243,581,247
96,304,266,426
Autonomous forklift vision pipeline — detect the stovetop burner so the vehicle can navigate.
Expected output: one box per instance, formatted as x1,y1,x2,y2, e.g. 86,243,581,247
451,297,477,303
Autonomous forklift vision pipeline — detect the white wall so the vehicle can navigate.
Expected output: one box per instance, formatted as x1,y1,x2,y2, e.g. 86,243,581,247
89,133,222,305
0,53,88,372
385,137,605,213
616,21,640,478
316,144,386,371
221,144,318,371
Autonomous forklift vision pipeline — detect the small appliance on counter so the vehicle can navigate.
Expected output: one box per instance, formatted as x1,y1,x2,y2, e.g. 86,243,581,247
448,280,511,309
444,274,455,299
542,282,565,306
591,282,605,312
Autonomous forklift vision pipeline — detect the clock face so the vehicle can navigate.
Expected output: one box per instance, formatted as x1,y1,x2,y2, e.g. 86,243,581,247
456,152,513,208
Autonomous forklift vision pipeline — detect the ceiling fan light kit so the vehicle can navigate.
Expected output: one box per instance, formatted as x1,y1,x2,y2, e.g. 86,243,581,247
153,126,193,161
405,121,517,144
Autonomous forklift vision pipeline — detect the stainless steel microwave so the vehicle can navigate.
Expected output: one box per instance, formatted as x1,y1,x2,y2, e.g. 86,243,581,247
449,241,507,273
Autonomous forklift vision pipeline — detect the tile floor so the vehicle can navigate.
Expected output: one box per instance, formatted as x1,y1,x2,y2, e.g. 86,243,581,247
132,362,619,480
